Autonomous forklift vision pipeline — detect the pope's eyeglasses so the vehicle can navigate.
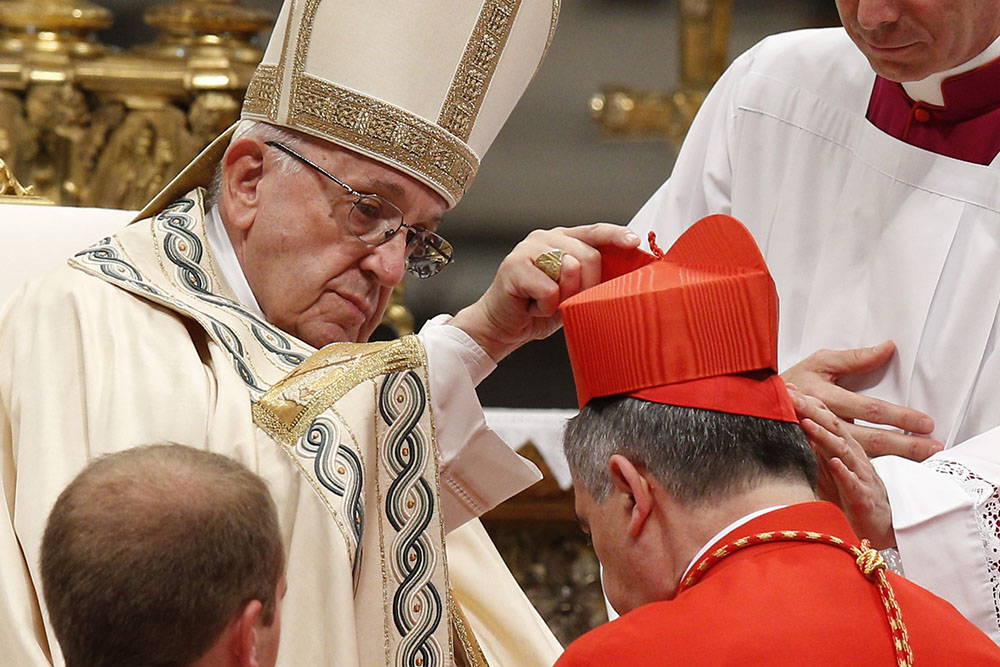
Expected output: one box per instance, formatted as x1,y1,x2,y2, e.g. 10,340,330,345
265,141,453,279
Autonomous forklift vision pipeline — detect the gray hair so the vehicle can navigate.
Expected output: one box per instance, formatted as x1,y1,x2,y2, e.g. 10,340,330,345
205,119,307,209
41,444,285,667
564,396,817,505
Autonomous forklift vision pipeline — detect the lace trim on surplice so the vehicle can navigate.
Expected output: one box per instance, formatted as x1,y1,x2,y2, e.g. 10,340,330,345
924,459,1000,636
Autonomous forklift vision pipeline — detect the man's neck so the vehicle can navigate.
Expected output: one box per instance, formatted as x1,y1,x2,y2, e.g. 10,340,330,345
902,34,1000,106
205,204,267,320
668,481,817,591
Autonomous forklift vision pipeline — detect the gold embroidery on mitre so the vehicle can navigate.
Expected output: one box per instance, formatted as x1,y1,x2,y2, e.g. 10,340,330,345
252,337,425,446
292,76,478,204
244,64,279,120
276,0,477,205
540,0,560,69
439,0,523,142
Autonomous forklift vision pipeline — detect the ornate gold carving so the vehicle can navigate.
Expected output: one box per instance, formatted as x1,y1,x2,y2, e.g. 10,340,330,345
439,0,523,143
589,0,732,147
136,0,271,65
0,1,111,58
0,157,34,195
382,283,415,338
89,107,200,210
0,0,271,208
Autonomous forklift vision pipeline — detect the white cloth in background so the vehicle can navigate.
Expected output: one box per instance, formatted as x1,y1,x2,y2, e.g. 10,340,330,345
629,27,1000,641
485,408,575,490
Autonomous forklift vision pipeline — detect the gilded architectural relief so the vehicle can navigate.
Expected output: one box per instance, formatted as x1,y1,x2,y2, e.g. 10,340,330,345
590,0,731,146
0,0,269,207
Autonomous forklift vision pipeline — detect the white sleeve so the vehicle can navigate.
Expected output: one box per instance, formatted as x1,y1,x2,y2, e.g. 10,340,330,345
417,315,542,534
873,433,1000,643
628,43,754,245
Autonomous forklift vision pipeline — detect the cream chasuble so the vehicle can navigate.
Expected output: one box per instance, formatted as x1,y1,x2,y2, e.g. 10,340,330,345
630,27,1000,641
0,189,561,666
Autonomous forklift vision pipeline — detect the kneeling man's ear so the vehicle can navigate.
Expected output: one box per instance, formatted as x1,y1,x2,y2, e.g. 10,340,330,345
609,454,653,538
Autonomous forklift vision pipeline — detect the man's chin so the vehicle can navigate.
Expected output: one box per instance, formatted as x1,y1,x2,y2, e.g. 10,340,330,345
296,323,358,349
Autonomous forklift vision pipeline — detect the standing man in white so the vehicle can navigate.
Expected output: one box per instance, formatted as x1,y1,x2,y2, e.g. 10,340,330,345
629,0,1000,641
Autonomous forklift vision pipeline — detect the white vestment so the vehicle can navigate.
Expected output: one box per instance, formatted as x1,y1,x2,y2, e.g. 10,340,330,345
0,190,562,665
629,27,1000,641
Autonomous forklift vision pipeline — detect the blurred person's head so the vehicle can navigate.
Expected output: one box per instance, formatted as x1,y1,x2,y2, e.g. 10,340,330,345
41,444,286,667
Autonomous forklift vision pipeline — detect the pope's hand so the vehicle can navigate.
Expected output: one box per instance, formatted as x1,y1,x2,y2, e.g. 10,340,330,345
789,386,896,550
780,341,942,461
450,223,640,362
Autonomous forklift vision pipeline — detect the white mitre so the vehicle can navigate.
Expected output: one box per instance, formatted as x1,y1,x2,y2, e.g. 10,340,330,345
139,0,560,218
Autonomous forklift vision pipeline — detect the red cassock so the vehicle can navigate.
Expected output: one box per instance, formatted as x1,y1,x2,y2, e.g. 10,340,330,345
556,502,1000,666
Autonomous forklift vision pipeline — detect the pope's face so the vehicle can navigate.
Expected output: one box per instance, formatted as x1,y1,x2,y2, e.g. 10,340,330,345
836,0,1000,81
241,139,447,348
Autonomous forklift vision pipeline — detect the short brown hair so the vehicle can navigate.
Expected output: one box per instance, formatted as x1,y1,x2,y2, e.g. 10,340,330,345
40,444,285,667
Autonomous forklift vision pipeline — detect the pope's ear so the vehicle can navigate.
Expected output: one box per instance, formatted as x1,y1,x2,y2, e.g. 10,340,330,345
220,137,266,232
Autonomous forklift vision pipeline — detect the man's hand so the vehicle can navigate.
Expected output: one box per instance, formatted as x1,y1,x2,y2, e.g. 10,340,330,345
450,223,640,362
781,341,942,461
789,386,896,550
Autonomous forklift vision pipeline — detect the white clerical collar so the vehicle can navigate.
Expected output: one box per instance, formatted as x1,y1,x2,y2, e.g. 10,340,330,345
902,34,1000,106
680,505,787,583
205,205,267,321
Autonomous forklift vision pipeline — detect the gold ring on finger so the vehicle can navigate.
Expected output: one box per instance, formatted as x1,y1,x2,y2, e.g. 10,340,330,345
533,249,566,281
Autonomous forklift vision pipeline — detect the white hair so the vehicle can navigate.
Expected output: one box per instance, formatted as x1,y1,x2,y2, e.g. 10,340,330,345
205,120,307,209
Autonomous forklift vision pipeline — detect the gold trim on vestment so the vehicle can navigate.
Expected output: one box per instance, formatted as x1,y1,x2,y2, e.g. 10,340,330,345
450,589,490,667
370,379,393,665
252,337,424,446
439,0,523,143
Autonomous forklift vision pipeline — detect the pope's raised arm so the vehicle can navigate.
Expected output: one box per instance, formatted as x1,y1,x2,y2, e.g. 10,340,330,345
450,223,639,363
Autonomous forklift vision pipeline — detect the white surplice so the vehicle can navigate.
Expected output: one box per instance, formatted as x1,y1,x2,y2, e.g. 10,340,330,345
0,190,562,666
629,27,1000,641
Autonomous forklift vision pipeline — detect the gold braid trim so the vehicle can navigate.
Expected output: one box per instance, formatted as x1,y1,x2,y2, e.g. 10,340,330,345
681,531,913,667
449,588,489,667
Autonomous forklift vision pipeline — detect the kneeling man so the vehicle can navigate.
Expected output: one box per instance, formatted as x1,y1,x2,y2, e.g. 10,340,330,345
554,216,1000,665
